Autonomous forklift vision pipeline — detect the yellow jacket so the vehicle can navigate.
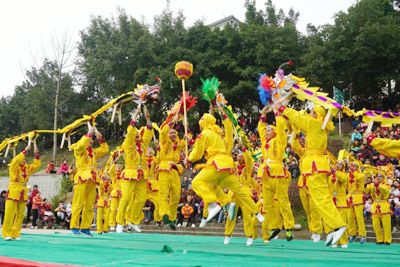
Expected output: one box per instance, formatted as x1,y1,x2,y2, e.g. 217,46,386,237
222,116,234,153
282,107,331,176
329,170,348,208
370,138,400,158
144,155,159,192
236,149,254,188
109,163,122,198
365,182,391,215
121,123,153,180
257,115,287,178
70,134,109,184
97,178,112,208
158,124,184,173
347,170,365,206
188,128,234,171
8,151,41,201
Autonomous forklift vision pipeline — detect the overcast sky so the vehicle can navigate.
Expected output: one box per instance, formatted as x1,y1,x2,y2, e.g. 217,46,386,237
0,0,357,97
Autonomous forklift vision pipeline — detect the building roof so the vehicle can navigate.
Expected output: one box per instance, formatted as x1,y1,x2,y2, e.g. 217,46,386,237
208,15,242,27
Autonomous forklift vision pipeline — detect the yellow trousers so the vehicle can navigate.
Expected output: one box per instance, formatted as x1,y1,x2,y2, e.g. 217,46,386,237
147,191,161,222
225,198,256,238
263,178,295,229
116,179,146,225
193,167,258,215
306,173,346,230
158,170,181,221
96,206,110,233
109,197,120,227
2,200,26,239
203,186,231,218
347,204,366,237
372,214,391,243
71,181,97,229
337,208,348,245
299,187,322,234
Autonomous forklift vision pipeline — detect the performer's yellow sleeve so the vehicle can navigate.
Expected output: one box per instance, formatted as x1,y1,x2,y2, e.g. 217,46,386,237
70,135,91,153
94,142,109,160
292,138,304,157
27,158,41,176
10,152,26,175
282,108,308,133
188,134,206,163
370,138,400,158
222,118,234,153
243,150,254,179
160,124,170,146
258,119,267,149
142,127,153,150
121,125,138,150
275,116,287,159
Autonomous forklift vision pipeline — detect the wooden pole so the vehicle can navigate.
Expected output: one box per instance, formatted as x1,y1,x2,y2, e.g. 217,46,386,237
181,79,188,159
321,110,332,130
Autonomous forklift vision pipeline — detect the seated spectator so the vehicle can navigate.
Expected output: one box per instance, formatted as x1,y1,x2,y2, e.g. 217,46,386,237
350,139,361,153
181,176,190,190
54,202,66,225
177,195,196,227
351,128,362,142
58,160,69,177
364,199,372,221
45,161,57,174
143,200,154,224
41,198,55,228
287,154,299,179
376,154,390,166
392,200,400,232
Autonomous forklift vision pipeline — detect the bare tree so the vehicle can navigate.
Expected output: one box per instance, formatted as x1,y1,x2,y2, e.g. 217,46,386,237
50,32,75,162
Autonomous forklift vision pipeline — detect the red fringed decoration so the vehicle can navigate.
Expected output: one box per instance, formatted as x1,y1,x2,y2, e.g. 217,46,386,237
179,92,197,114
260,75,275,91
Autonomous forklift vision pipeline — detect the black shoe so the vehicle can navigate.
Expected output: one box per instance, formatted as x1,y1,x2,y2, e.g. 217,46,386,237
169,221,176,231
156,221,162,227
376,242,384,245
286,229,294,241
162,215,170,225
384,242,391,245
268,229,281,241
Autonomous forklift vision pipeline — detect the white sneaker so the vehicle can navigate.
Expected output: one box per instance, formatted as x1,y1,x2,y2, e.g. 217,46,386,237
312,234,321,243
4,237,12,241
110,226,116,231
30,226,34,229
331,227,346,246
116,224,124,233
274,235,279,240
129,224,142,233
325,232,334,246
206,203,222,223
246,238,253,246
331,244,338,248
393,227,398,232
341,244,348,248
224,236,231,245
182,222,187,227
177,223,182,227
256,213,264,223
13,237,21,241
311,233,315,240
264,239,270,244
191,224,195,228
199,218,207,228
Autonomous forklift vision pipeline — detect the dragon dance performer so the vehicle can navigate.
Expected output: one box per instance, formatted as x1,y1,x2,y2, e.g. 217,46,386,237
188,113,264,230
365,170,392,245
292,134,322,242
346,161,367,243
367,135,400,159
279,105,346,246
224,147,259,246
329,161,349,248
2,143,41,240
108,150,122,231
70,126,109,236
116,105,153,233
96,170,112,234
158,117,184,230
144,147,161,223
257,107,295,241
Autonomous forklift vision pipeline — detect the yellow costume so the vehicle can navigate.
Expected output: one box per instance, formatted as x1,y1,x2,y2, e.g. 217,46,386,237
158,123,184,224
116,121,153,227
280,106,346,236
144,152,161,222
257,114,294,234
346,165,366,241
329,168,349,246
2,150,41,239
292,137,322,236
109,163,121,228
70,133,109,232
96,176,112,233
190,114,259,223
365,174,391,244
